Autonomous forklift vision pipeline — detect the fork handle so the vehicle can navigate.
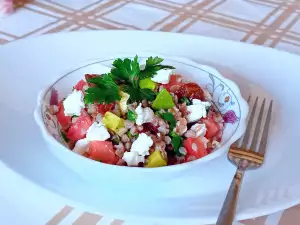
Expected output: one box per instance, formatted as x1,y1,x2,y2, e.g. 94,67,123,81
216,167,245,225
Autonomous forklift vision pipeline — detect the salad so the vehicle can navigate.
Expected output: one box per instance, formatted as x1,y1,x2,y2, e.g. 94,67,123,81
53,56,224,167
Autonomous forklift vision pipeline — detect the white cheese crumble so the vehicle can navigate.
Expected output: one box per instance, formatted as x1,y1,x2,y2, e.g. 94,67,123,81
122,151,145,166
63,90,85,116
130,133,153,156
190,123,207,137
86,122,110,141
151,69,173,84
135,103,154,126
73,138,89,155
139,60,173,84
186,100,211,123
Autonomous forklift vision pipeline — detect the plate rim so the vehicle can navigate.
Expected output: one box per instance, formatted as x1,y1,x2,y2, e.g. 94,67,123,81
1,30,300,223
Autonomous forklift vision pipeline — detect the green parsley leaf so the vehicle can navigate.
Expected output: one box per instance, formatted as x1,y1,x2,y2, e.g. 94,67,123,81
122,84,156,103
127,109,137,122
157,112,176,131
84,74,121,104
122,84,141,102
140,88,156,101
139,56,175,80
146,56,164,66
87,73,116,88
179,97,192,105
111,56,140,88
61,132,69,143
170,132,184,157
127,131,138,139
127,131,133,139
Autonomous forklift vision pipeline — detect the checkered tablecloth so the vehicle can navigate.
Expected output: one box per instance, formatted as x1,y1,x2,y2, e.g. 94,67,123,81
1,0,300,224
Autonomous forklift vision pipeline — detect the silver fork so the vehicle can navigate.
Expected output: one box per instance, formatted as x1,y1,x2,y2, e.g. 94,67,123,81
216,96,273,225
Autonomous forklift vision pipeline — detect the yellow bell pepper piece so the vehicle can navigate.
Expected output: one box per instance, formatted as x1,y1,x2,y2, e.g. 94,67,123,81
145,150,167,168
102,112,124,133
118,91,130,115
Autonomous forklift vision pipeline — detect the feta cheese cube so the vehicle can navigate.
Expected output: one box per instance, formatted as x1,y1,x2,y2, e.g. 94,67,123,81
73,138,89,155
151,69,173,84
86,122,110,141
63,90,85,116
135,103,154,126
190,123,207,137
130,133,153,156
122,151,145,166
139,59,173,84
186,100,211,123
192,99,211,106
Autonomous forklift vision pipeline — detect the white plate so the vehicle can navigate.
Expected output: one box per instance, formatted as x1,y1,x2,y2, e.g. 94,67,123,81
0,30,300,224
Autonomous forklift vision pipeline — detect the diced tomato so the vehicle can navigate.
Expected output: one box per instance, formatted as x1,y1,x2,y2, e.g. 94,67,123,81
85,74,99,80
97,103,115,115
163,74,183,92
184,137,208,159
88,141,117,164
66,114,92,141
74,79,87,91
175,83,205,100
201,117,220,139
56,102,71,129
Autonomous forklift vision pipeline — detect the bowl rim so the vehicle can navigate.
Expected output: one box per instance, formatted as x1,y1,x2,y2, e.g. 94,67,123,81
34,52,249,172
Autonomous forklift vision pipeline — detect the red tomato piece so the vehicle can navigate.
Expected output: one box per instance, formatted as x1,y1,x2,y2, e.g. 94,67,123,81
74,79,87,91
201,117,220,139
56,102,71,129
66,114,92,141
97,103,115,115
184,137,208,159
88,141,117,164
175,83,205,100
85,74,99,80
163,74,183,92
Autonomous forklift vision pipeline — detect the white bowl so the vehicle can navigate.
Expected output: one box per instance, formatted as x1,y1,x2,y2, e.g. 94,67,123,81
34,53,249,183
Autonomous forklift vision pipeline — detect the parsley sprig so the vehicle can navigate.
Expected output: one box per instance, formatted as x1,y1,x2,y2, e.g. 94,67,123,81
170,131,185,157
127,109,137,121
111,56,140,88
84,74,121,104
139,56,175,79
83,56,175,104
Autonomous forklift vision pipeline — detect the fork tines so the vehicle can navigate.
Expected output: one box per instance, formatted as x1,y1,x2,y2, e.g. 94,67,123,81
229,96,273,167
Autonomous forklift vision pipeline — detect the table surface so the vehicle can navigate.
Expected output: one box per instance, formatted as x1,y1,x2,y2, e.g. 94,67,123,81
1,0,300,224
